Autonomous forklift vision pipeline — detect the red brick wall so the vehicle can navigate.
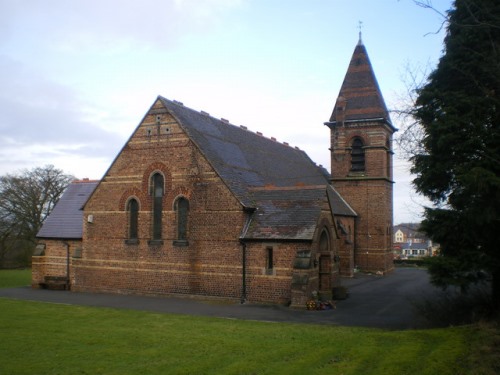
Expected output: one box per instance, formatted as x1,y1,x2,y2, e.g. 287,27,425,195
74,100,251,300
38,98,343,304
73,100,342,304
244,207,338,306
244,241,309,304
335,216,355,277
330,121,394,274
32,239,81,287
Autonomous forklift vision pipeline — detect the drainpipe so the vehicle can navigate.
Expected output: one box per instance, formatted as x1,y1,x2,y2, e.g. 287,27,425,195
239,206,255,304
240,240,247,304
63,241,70,290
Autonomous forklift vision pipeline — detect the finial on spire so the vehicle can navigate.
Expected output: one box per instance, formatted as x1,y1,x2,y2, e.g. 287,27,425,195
358,20,363,45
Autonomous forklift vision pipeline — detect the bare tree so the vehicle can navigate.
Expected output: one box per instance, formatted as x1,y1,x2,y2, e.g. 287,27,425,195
393,62,431,159
0,165,73,267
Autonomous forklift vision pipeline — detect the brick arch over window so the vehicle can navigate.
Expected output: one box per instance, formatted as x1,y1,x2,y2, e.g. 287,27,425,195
119,190,144,244
119,188,145,210
141,162,172,196
168,186,192,204
127,198,139,241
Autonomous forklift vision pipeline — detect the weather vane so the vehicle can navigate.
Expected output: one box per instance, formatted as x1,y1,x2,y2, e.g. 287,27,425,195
358,20,363,44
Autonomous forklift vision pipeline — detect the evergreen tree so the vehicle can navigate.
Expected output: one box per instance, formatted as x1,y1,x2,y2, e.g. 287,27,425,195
412,0,500,305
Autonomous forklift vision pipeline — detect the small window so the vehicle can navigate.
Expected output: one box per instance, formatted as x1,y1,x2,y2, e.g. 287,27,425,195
173,197,189,246
264,246,275,275
128,198,139,240
351,138,365,171
151,173,164,242
266,247,273,270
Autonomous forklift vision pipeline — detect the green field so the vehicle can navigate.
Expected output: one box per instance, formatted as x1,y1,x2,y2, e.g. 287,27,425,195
0,270,498,374
0,268,31,288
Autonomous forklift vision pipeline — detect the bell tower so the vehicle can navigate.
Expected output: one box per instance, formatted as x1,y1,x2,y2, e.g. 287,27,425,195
325,36,396,273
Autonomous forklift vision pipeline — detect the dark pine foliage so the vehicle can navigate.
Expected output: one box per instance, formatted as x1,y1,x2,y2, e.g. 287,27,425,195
412,0,500,306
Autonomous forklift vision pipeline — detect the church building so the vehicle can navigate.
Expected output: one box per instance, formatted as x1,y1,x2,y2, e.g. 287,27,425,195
33,38,395,306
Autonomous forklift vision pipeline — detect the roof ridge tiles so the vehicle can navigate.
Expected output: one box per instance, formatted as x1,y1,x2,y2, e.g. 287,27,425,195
163,96,301,150
249,184,327,191
72,179,100,183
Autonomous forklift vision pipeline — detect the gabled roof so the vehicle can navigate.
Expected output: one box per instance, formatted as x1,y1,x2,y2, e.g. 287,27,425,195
159,97,330,207
159,97,356,240
394,223,427,240
37,180,98,239
242,185,357,240
327,185,357,217
329,40,394,129
240,186,324,240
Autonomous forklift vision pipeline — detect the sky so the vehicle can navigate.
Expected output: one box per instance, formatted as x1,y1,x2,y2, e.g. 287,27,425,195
0,0,453,224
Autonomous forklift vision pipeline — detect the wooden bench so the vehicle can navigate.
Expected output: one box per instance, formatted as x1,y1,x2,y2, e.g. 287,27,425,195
39,276,69,290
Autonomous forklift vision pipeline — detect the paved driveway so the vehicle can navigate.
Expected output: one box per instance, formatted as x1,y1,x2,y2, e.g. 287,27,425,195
0,267,436,330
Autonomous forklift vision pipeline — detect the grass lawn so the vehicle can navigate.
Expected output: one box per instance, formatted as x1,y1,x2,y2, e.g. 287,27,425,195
0,268,31,288
1,270,498,374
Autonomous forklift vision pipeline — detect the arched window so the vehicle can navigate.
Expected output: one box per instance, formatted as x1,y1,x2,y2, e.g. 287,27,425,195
127,198,139,241
174,197,189,246
151,173,164,241
351,137,365,171
319,229,330,252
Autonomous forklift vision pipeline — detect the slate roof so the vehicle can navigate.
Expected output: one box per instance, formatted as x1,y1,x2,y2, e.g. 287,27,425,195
244,187,326,240
159,97,356,240
37,180,98,239
328,40,394,129
159,97,328,206
242,185,356,240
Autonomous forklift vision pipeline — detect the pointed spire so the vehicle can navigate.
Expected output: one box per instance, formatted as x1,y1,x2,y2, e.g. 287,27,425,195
329,39,393,128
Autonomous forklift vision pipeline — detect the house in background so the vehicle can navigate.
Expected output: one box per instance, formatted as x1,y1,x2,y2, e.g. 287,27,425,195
394,223,428,244
393,223,438,258
33,37,395,306
401,242,432,258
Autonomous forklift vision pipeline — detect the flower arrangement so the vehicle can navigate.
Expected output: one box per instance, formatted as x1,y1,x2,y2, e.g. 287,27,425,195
306,299,336,310
306,300,317,310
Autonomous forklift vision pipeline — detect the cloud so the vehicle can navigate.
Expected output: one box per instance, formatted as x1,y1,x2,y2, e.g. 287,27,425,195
0,55,125,176
0,0,245,53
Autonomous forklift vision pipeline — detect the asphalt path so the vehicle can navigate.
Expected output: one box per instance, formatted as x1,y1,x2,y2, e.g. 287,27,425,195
0,267,438,330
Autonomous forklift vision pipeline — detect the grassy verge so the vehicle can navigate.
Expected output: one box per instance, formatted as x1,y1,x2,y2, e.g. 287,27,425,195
0,269,498,374
0,268,31,288
0,298,498,374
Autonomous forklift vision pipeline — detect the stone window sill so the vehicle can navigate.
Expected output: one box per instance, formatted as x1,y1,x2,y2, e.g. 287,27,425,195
173,240,189,247
148,239,164,246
